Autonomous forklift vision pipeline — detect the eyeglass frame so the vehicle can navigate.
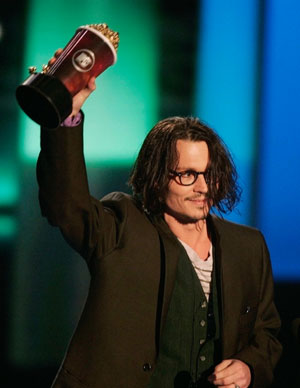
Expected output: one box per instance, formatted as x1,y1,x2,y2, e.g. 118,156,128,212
169,169,211,186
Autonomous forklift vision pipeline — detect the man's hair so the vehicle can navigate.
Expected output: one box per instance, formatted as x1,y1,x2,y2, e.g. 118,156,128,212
129,116,241,215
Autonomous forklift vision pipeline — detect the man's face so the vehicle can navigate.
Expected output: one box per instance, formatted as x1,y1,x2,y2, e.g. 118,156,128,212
164,139,211,223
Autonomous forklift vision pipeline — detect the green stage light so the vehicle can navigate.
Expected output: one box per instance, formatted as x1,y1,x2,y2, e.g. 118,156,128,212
0,166,18,207
0,215,17,240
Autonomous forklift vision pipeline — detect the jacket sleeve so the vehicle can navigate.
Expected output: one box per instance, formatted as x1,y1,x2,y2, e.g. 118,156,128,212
36,119,127,264
233,232,282,387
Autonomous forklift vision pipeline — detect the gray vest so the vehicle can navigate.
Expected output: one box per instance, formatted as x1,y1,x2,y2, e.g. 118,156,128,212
148,244,221,388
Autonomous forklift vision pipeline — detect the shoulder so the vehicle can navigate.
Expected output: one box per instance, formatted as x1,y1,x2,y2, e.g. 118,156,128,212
210,216,272,273
211,214,259,235
210,214,266,248
100,191,150,225
100,192,158,241
101,191,132,203
101,192,142,212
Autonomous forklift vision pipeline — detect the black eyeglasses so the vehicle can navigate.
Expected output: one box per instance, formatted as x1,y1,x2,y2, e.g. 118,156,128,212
169,169,211,186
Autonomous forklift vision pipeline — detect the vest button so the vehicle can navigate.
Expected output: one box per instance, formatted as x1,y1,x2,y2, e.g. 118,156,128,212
200,356,206,361
143,363,152,372
201,301,207,308
200,319,206,327
200,339,205,345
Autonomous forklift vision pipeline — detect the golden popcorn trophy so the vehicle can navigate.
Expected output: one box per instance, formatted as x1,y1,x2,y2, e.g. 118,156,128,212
16,24,119,128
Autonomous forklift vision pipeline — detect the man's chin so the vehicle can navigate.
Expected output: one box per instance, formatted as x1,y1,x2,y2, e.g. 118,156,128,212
166,209,209,224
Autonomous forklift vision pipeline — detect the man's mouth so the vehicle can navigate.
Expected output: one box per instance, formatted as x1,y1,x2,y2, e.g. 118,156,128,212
186,197,207,206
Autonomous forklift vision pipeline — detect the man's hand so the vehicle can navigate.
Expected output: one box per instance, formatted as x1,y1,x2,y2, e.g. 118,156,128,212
48,49,96,117
208,359,251,388
70,76,96,116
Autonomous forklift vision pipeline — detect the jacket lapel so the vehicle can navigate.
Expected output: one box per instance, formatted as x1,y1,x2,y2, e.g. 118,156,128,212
151,216,185,338
209,215,253,358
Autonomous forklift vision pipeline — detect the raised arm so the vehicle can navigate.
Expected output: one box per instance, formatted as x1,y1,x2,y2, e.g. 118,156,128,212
37,55,123,263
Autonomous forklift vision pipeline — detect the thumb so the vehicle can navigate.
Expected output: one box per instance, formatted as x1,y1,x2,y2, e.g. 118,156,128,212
71,77,97,116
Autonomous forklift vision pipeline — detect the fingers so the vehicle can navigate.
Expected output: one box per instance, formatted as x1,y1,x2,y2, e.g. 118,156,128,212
214,359,233,373
70,77,97,116
217,385,237,388
208,360,237,386
54,48,63,57
210,370,239,387
47,50,96,95
217,385,239,388
208,359,251,388
87,76,96,92
46,49,97,116
48,48,63,66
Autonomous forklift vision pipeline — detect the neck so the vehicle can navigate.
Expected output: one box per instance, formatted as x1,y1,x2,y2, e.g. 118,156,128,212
164,212,209,246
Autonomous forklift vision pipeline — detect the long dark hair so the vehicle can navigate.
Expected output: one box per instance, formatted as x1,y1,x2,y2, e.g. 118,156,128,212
129,116,241,215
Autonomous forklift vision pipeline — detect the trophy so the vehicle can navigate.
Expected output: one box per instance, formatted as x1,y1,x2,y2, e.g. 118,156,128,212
16,23,119,129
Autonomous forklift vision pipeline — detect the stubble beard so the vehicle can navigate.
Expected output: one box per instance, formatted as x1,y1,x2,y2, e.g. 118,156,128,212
165,203,210,225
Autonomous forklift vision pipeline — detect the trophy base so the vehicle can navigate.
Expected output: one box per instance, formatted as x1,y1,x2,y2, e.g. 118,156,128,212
16,73,73,129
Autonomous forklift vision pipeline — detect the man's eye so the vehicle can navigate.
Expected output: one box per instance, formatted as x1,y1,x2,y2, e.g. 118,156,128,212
181,171,194,178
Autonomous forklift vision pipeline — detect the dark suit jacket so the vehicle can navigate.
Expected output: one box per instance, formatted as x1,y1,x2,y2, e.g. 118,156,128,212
37,122,282,388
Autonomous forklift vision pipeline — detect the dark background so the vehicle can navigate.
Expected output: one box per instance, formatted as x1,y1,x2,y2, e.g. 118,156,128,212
1,1,299,387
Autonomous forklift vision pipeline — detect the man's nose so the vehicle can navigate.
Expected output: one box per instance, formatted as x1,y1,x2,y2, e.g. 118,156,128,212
193,174,208,193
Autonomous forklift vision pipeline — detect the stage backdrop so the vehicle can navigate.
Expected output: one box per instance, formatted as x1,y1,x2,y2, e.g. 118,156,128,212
1,0,299,372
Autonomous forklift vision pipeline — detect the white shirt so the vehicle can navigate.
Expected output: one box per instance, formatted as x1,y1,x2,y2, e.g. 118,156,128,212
179,240,213,301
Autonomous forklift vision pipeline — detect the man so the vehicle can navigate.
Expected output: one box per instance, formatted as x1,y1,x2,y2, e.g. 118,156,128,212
36,68,281,387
